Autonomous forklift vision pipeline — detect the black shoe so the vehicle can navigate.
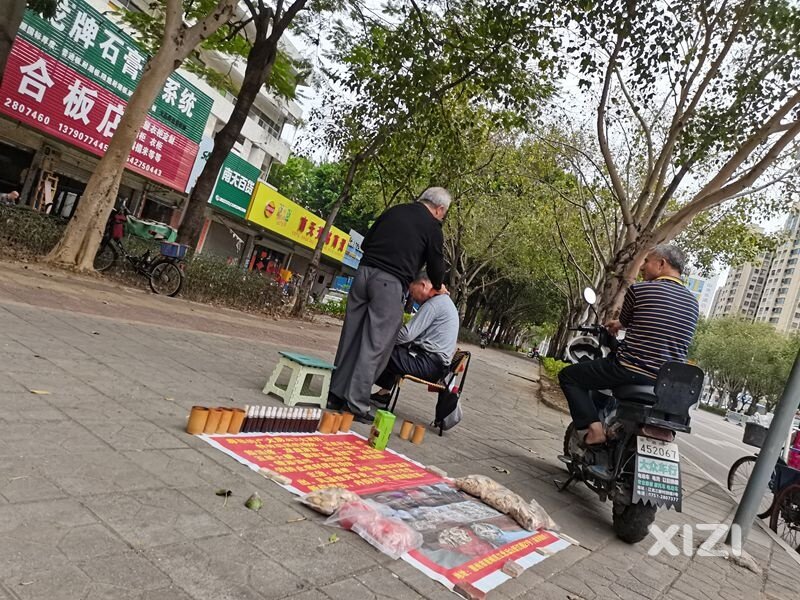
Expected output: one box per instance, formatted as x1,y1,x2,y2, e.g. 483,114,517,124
369,392,391,407
327,393,345,411
349,408,375,424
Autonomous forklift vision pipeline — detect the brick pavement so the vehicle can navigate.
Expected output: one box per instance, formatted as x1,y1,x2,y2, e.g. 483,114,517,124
0,260,797,599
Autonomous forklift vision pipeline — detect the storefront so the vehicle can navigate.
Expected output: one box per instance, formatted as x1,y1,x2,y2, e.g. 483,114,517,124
0,0,211,217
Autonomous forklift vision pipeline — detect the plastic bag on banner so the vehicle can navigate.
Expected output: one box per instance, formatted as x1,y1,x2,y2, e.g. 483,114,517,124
455,475,558,532
298,487,361,516
325,500,423,559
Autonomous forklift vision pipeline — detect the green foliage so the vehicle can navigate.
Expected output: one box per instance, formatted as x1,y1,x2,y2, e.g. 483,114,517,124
692,317,798,410
182,254,283,312
0,205,65,256
458,327,481,345
268,156,376,233
698,403,728,417
27,0,59,19
119,0,302,98
541,357,569,379
678,201,785,274
312,298,347,318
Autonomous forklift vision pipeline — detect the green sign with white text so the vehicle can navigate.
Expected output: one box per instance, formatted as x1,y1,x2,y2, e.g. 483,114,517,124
209,153,261,218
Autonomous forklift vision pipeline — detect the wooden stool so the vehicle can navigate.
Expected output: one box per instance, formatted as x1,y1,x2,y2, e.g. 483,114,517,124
263,351,335,408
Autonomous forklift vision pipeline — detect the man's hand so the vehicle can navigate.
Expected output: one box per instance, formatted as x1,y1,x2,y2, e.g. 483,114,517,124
430,284,449,297
605,320,622,336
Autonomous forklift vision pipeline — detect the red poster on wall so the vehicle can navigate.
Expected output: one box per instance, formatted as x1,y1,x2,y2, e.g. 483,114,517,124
0,39,197,191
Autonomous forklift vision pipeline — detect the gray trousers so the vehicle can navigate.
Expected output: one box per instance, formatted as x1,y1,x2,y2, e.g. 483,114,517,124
330,266,405,414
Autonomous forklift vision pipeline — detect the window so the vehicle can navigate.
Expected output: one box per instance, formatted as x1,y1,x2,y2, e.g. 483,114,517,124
789,258,797,265
779,287,789,294
770,317,780,323
776,299,785,305
773,307,783,313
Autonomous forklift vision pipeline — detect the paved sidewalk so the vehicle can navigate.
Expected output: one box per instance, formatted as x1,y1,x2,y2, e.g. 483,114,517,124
0,261,797,599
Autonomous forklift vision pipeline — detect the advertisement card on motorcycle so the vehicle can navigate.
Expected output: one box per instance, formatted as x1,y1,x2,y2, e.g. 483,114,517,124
632,454,682,511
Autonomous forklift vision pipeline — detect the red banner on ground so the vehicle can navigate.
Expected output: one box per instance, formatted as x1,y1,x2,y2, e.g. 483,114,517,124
211,433,443,495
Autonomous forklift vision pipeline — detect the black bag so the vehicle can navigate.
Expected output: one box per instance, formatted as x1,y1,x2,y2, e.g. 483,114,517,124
434,387,462,431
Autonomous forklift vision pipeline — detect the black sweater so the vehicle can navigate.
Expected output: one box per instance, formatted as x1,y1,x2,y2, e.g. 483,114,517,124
360,202,445,289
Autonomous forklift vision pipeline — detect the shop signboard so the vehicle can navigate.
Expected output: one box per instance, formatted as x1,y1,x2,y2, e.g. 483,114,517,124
0,0,213,192
246,182,350,263
208,153,260,218
342,229,364,269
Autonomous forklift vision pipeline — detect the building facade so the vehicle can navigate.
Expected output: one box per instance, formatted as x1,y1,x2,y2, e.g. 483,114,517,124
711,251,773,320
684,271,720,318
755,207,800,333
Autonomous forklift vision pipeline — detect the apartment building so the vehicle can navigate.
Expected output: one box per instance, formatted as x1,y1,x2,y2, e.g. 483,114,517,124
685,271,720,317
755,207,800,333
712,251,773,320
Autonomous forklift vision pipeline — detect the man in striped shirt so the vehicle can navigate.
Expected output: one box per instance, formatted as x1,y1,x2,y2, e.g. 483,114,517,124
559,244,699,445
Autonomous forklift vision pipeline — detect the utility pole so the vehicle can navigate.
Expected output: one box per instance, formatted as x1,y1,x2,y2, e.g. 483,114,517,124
728,349,800,544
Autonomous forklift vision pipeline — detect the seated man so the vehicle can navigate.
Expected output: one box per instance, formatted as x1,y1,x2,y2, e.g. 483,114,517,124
371,276,459,406
558,244,699,445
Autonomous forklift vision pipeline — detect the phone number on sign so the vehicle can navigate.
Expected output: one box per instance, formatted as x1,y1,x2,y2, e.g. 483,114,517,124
127,156,163,178
57,123,109,152
4,98,51,125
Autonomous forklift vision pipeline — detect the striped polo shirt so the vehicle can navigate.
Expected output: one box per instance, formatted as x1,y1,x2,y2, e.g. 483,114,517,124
616,276,699,379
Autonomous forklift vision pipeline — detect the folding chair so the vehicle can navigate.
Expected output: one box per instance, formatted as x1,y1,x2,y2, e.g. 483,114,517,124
388,349,471,435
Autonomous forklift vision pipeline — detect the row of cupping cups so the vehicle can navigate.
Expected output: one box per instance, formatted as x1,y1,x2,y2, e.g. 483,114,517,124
186,406,246,435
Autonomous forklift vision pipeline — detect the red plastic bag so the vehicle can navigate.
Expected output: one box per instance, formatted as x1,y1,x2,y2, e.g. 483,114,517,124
325,500,422,559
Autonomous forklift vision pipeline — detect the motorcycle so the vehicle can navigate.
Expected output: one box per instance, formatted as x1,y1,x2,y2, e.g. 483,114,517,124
557,287,704,543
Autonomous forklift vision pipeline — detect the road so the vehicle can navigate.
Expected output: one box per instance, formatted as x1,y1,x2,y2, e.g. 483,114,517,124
677,407,756,491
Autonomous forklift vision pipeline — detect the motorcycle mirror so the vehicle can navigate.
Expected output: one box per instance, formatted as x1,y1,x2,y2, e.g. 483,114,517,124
583,287,597,305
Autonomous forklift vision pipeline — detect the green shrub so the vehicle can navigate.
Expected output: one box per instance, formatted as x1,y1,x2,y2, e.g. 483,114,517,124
698,403,727,416
541,357,569,379
0,204,66,255
182,254,283,313
314,298,347,318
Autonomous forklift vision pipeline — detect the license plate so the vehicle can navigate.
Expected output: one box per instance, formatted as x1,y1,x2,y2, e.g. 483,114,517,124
637,436,679,462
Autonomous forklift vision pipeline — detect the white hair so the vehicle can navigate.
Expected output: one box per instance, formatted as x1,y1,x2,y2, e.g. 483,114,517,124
417,187,452,211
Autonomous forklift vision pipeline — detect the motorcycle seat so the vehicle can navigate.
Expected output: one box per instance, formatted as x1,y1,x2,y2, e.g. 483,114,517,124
613,384,657,405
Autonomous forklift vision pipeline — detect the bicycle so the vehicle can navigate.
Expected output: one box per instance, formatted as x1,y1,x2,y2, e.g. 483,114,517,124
93,205,186,297
727,427,800,551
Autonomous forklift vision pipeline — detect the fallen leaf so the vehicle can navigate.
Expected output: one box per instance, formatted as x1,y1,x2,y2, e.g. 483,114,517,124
286,517,306,523
245,492,263,511
492,466,510,474
164,397,175,402
29,390,50,395
327,533,339,544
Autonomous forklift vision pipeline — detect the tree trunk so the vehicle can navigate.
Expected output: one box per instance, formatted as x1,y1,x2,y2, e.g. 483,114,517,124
45,55,177,269
292,152,363,317
0,0,25,87
597,238,649,320
178,31,276,247
44,0,235,269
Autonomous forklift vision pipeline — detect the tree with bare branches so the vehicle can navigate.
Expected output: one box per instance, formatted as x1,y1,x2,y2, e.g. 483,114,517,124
557,0,800,318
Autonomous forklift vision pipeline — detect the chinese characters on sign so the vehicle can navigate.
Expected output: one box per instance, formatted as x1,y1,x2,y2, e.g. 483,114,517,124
0,0,213,191
1,41,197,189
211,433,442,495
633,455,682,511
245,183,351,263
208,153,261,218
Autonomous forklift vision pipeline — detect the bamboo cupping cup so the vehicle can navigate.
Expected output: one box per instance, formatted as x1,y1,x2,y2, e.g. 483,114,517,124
186,406,210,434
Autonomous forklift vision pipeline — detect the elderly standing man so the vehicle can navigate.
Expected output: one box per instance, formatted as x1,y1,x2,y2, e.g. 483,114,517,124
328,187,451,421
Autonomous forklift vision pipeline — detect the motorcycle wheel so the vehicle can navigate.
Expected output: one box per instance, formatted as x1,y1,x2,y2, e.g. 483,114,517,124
149,259,183,296
562,423,579,476
94,242,117,272
612,499,657,544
